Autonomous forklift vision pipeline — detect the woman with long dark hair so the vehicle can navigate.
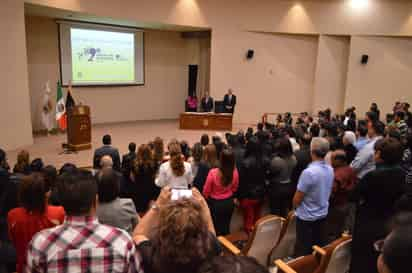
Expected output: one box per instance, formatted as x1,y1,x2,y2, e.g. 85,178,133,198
268,137,297,217
203,149,239,235
238,136,266,233
121,144,159,214
193,144,219,193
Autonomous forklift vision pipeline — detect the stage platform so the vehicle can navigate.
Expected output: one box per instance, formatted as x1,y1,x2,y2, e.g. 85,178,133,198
6,119,249,169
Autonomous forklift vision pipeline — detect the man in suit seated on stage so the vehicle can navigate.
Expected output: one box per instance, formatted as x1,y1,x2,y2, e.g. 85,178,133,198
223,89,236,113
201,91,214,112
93,134,121,171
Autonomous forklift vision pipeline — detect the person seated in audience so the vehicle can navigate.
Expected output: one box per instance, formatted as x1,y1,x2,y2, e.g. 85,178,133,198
133,187,220,273
268,137,297,218
377,216,412,273
349,138,406,273
8,174,65,273
26,170,141,273
355,121,369,151
203,149,239,236
123,144,159,214
193,144,219,193
351,120,385,179
96,168,138,234
200,134,210,147
153,136,165,165
198,256,269,273
156,142,193,188
293,137,334,256
342,131,358,164
201,91,214,112
187,94,198,112
13,150,31,175
93,134,121,171
30,158,44,173
122,142,137,176
326,150,357,241
238,136,267,233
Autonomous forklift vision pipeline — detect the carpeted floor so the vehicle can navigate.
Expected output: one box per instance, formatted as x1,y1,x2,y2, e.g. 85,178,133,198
5,119,251,169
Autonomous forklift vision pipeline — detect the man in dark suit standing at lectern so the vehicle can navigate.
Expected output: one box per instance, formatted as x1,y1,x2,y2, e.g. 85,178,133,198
223,89,237,113
201,91,214,112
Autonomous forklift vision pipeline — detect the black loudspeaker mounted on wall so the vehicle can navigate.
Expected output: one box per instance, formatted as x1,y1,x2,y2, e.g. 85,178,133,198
361,54,369,65
246,49,254,60
188,65,198,96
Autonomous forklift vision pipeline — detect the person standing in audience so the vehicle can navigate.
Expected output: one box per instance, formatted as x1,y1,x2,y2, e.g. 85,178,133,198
201,91,214,112
200,134,210,147
153,137,165,165
223,89,236,114
30,158,44,173
26,170,141,273
13,150,31,175
351,120,385,179
93,134,121,171
354,122,369,151
122,142,137,176
403,102,412,128
8,174,65,273
203,149,239,235
342,131,358,164
156,142,193,189
326,150,357,241
193,144,219,193
370,102,380,121
123,144,159,214
187,94,198,112
393,111,408,138
238,137,266,233
293,137,334,256
189,143,203,179
268,137,297,218
349,138,406,273
100,155,114,170
42,165,60,206
291,134,312,185
133,187,220,273
96,168,138,234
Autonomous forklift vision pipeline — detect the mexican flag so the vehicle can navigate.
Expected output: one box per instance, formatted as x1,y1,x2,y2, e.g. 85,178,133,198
56,82,67,130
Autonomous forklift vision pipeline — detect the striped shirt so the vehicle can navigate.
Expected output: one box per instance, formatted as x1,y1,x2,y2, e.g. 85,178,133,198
25,216,142,273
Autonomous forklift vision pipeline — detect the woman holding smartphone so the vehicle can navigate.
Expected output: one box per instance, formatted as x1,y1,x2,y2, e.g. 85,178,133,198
203,149,239,236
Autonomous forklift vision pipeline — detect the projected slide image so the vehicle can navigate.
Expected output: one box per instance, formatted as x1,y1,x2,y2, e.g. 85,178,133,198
71,28,135,83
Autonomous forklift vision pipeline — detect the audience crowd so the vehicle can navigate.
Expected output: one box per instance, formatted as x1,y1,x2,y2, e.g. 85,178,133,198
1,101,412,273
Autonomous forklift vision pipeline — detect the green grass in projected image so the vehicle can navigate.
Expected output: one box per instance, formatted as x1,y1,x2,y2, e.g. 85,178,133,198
71,28,135,83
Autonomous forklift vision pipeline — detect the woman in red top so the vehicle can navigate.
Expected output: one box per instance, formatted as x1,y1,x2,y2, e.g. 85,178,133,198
7,173,65,273
203,149,239,235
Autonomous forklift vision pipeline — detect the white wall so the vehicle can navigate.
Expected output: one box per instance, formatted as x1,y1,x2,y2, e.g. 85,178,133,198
345,36,412,117
313,35,350,113
0,0,33,150
26,16,211,130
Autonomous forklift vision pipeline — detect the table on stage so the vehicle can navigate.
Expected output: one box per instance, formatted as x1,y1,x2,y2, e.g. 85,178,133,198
179,112,233,131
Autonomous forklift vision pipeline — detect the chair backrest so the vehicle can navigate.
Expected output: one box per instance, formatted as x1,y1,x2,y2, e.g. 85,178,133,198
323,239,352,273
244,215,284,266
270,211,297,261
275,255,321,273
314,235,352,273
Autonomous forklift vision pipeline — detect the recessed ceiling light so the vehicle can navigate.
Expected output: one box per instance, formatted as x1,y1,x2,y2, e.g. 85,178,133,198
350,0,369,9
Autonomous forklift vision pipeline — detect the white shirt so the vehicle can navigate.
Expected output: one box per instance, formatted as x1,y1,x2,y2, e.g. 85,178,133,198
155,161,193,188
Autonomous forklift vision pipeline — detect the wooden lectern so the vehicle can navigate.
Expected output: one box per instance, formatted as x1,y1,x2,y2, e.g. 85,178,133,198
67,105,92,151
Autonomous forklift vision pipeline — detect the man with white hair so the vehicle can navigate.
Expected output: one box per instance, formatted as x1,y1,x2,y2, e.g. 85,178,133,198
100,155,113,169
343,131,358,164
293,137,334,256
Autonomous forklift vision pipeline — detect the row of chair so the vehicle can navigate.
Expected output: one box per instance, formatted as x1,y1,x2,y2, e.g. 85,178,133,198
219,211,352,273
